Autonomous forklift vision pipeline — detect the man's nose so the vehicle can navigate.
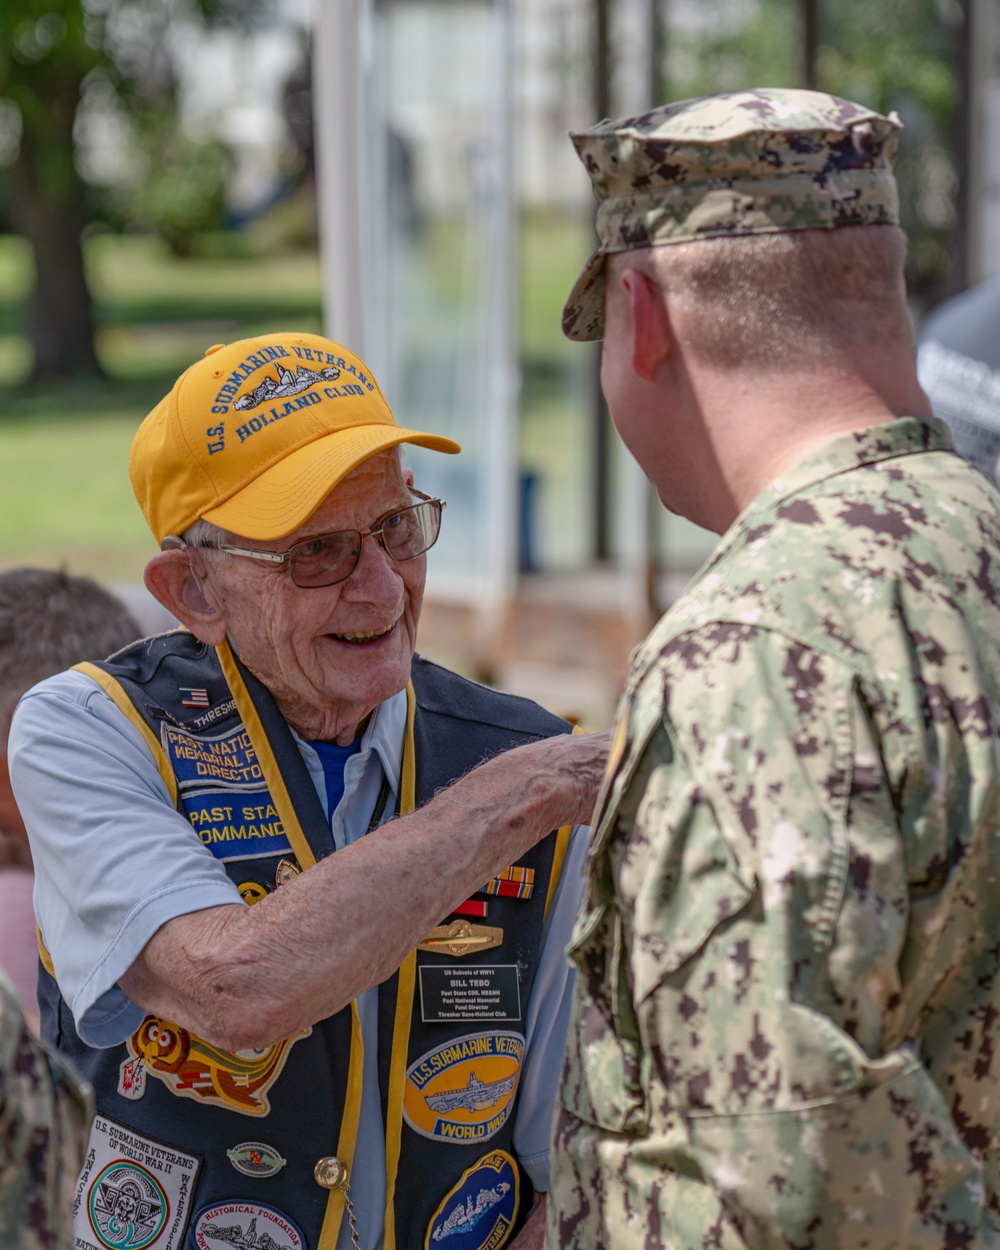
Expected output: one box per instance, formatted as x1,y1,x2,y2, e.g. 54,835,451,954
344,530,406,595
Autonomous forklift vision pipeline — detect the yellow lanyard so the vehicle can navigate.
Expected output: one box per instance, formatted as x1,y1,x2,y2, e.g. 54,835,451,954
218,641,416,1250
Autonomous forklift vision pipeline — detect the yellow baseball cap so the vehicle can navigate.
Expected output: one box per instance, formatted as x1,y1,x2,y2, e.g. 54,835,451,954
130,332,461,543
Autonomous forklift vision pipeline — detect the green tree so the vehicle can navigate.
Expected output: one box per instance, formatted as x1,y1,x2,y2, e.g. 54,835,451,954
1,4,103,379
662,0,961,305
0,0,262,383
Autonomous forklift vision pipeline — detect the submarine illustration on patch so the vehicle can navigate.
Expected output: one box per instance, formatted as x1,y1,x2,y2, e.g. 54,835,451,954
425,1070,519,1114
432,1183,511,1241
234,364,340,410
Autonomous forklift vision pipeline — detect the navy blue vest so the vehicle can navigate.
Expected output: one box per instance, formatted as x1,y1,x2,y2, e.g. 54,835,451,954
40,634,571,1249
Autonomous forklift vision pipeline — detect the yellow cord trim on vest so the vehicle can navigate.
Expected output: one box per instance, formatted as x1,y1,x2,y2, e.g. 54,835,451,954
317,998,365,1250
381,681,417,1250
36,923,55,977
541,722,587,920
73,662,179,805
216,640,318,871
544,825,572,921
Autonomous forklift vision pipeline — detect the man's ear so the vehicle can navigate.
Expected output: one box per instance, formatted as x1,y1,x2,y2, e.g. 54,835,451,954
620,267,672,382
144,549,227,645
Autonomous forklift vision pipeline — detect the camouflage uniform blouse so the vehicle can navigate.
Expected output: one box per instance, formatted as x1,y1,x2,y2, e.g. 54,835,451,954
549,417,1000,1249
0,970,92,1248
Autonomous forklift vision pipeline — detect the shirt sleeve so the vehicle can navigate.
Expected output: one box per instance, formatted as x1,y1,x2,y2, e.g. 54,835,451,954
8,670,242,1048
513,821,590,1192
556,624,984,1245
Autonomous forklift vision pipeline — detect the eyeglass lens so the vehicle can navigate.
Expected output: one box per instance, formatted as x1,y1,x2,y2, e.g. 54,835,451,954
288,500,442,587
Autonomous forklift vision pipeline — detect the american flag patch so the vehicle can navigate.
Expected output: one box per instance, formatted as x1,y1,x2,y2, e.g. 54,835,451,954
479,865,535,900
180,687,210,709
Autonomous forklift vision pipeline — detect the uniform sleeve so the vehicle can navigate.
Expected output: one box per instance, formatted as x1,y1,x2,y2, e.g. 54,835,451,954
8,671,242,1048
0,970,93,1246
553,624,985,1247
512,821,590,1191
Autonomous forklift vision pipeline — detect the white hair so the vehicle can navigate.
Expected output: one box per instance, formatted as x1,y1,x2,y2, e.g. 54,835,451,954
182,517,233,553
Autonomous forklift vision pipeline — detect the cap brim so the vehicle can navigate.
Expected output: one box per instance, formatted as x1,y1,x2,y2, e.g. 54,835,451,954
562,249,607,341
202,424,461,540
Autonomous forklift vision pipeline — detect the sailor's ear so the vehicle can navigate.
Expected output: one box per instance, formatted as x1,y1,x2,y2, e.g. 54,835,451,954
144,547,227,646
620,267,673,381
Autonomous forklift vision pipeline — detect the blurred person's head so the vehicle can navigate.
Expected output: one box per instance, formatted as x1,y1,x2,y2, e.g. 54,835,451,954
0,568,141,856
135,332,460,744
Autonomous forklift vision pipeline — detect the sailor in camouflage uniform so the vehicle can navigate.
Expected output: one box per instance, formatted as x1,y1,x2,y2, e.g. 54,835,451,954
548,89,1000,1247
0,968,92,1248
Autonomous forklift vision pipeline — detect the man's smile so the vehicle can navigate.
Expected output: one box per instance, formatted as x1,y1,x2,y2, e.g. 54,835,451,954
328,622,397,644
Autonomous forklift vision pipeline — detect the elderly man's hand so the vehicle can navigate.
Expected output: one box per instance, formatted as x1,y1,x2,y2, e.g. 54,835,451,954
503,727,611,832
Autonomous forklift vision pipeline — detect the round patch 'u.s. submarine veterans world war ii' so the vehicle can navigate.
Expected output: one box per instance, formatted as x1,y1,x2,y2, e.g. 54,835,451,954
403,1033,524,1144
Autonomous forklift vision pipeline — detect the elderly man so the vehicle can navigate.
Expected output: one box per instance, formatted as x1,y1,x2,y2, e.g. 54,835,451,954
548,90,1000,1247
9,333,606,1250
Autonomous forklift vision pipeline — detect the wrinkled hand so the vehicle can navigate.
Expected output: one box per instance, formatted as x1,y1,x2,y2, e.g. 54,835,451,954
514,728,612,831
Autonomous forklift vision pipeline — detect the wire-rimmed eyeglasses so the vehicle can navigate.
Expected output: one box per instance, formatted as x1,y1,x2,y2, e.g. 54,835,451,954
198,488,445,589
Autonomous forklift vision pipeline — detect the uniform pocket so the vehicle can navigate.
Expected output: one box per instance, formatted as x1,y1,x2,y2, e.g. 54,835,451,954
559,907,649,1135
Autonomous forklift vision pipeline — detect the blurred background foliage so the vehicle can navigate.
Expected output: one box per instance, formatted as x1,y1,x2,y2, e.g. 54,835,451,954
0,0,972,577
664,0,964,302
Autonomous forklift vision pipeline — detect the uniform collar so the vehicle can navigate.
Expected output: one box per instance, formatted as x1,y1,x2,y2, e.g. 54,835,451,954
702,415,954,582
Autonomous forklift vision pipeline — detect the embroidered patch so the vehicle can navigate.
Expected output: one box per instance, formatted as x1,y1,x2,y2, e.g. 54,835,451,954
179,688,210,709
425,1150,519,1249
127,1015,310,1117
182,792,292,863
162,723,263,790
403,1032,524,1144
72,1114,200,1250
118,1055,147,1100
190,1200,305,1250
238,881,268,906
226,1142,287,1179
160,721,292,863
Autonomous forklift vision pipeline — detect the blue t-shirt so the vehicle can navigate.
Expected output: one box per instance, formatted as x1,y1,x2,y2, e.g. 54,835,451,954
307,737,363,823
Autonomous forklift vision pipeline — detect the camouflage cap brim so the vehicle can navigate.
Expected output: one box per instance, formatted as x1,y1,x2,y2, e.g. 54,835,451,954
563,249,607,342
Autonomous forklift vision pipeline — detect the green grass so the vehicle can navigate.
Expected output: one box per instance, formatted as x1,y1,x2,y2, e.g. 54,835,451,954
0,415,154,582
0,212,596,580
0,229,325,579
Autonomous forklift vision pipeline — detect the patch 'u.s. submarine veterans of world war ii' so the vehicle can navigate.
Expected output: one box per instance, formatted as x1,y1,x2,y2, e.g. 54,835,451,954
9,331,609,1250
547,88,1000,1248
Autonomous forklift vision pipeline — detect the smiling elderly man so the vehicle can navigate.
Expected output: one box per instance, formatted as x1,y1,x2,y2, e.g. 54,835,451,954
8,333,606,1250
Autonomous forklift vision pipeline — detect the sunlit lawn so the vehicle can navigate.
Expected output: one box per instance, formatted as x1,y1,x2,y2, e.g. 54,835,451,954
0,214,597,584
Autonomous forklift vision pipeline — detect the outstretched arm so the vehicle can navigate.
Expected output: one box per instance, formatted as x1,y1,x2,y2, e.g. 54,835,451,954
120,729,608,1050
